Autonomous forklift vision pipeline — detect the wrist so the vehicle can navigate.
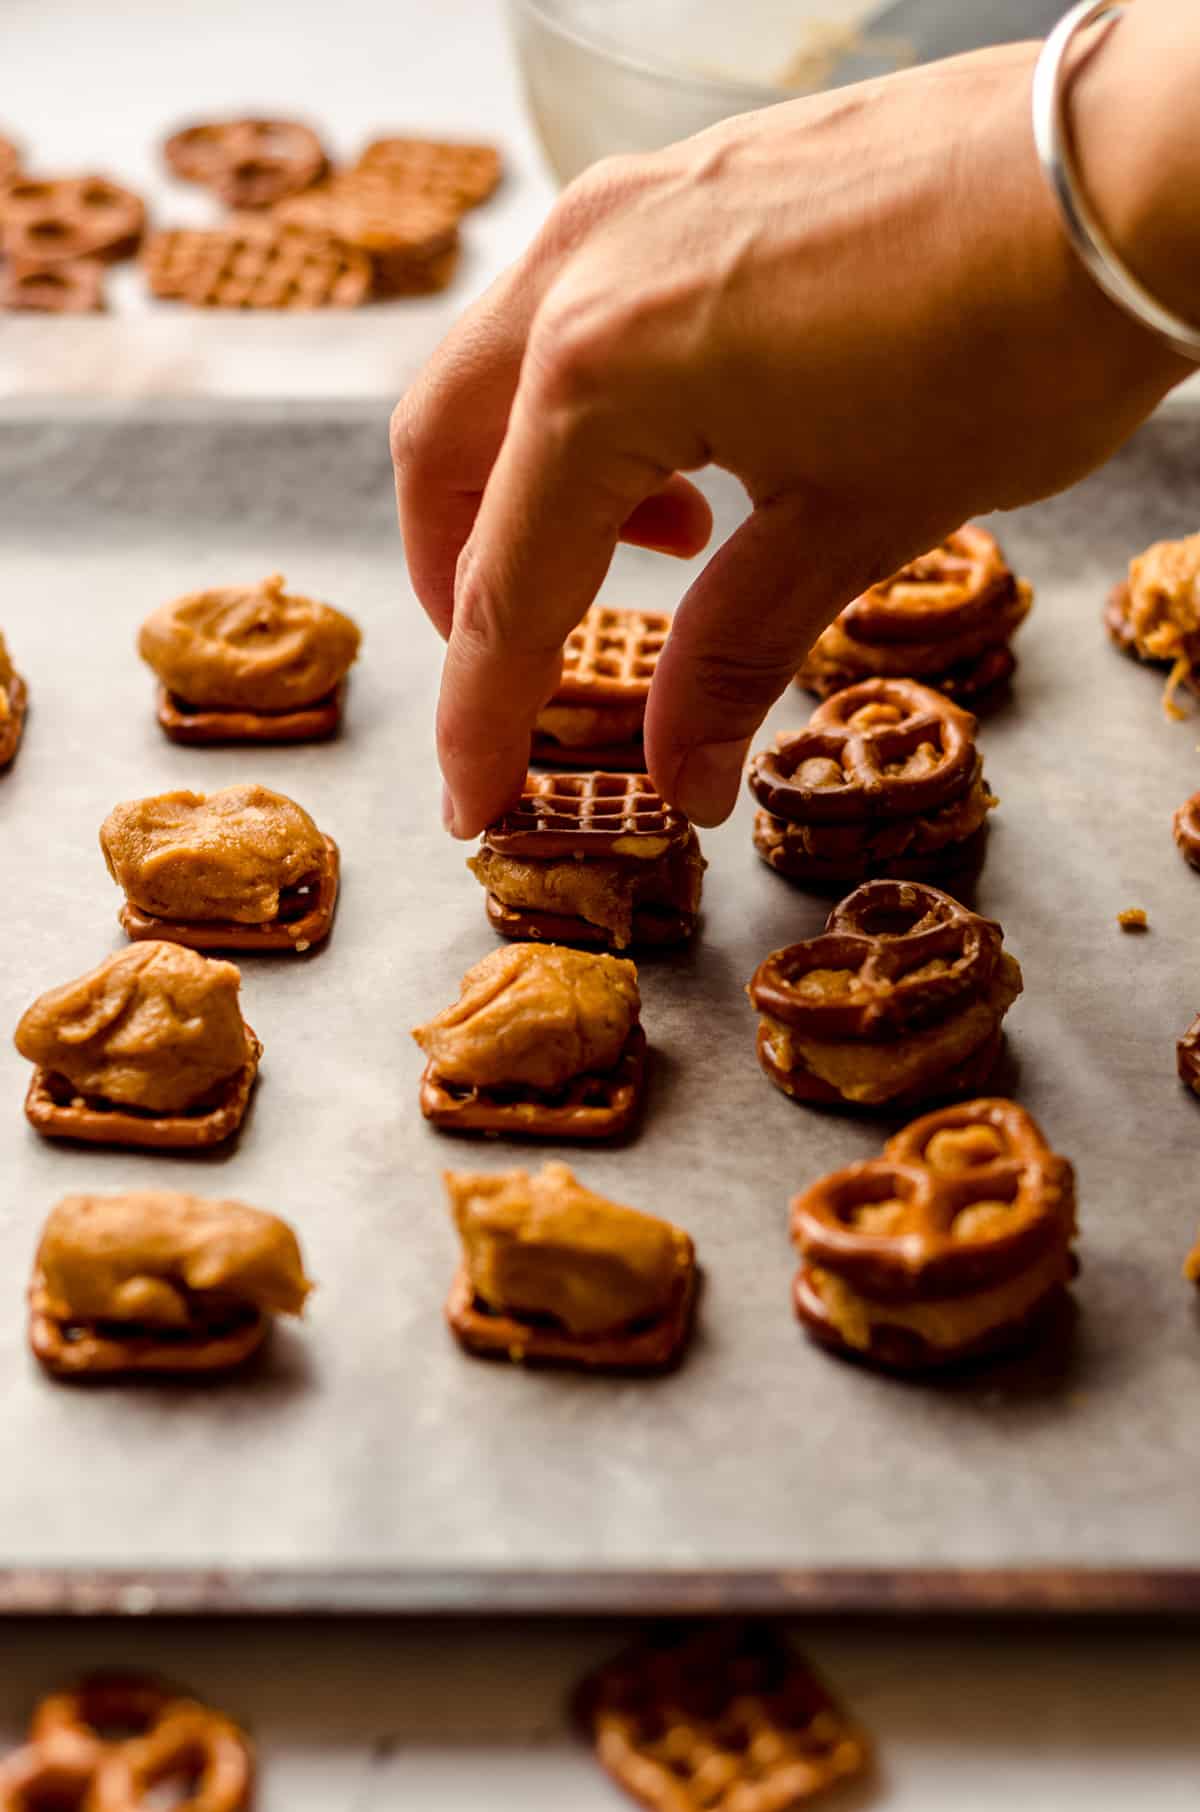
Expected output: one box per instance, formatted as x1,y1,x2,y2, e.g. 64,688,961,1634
1068,0,1200,329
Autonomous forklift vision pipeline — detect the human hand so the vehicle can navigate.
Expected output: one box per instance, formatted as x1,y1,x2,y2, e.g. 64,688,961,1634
394,26,1187,837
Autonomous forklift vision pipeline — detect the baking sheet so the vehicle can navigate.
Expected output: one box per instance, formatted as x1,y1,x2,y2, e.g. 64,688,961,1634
0,398,1199,1617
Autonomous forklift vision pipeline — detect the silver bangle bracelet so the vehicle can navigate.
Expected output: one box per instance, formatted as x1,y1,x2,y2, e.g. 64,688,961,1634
1033,0,1200,365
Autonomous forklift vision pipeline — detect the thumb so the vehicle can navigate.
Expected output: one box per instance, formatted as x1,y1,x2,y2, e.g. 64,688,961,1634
644,492,924,827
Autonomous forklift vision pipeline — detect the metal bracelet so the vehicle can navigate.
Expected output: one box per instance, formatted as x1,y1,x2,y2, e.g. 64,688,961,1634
1032,0,1200,365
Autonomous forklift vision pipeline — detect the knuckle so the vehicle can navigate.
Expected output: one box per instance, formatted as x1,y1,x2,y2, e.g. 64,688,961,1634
542,152,650,251
388,395,423,478
452,542,503,651
527,283,623,409
689,645,797,714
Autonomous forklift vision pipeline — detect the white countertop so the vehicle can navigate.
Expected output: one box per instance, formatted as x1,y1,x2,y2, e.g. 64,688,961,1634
3,1,1198,1801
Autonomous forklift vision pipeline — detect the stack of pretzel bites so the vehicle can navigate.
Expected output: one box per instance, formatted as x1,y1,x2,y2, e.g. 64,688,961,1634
10,500,1200,1804
0,115,501,312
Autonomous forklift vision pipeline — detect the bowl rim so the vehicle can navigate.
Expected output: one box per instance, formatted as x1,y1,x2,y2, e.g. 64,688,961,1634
508,0,795,105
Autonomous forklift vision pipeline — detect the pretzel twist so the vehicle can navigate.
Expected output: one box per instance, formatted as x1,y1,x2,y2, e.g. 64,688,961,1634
750,679,978,823
748,880,1003,1038
842,525,1015,643
792,1097,1075,1300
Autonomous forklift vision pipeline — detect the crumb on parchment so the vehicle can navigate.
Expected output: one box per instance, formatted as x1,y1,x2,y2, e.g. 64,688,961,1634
1117,908,1149,932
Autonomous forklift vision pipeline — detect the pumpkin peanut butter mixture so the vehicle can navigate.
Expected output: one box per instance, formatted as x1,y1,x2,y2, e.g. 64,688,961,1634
1117,533,1200,715
534,699,646,750
807,1245,1072,1354
138,572,361,710
33,1189,312,1330
469,832,704,949
446,1162,688,1337
413,944,640,1092
759,953,1022,1106
15,942,250,1112
101,784,327,924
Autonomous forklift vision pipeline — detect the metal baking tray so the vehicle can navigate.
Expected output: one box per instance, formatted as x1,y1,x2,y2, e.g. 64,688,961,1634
1,398,1198,1618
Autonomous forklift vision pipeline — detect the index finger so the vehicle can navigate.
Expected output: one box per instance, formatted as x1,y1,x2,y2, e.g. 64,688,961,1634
438,354,702,837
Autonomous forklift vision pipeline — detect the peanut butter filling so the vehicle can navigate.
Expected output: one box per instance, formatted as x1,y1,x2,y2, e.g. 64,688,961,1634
755,767,995,867
807,1242,1070,1351
34,1189,312,1328
412,942,640,1092
761,953,1022,1104
15,941,250,1113
138,572,361,711
1121,534,1200,715
101,784,327,924
468,832,704,948
535,699,646,749
446,1161,688,1336
1126,534,1200,660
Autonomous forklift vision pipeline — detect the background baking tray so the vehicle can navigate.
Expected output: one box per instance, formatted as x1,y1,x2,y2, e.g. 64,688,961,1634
0,398,1198,1619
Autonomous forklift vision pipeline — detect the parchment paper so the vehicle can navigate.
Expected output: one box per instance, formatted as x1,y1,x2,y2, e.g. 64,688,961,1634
0,399,1198,1611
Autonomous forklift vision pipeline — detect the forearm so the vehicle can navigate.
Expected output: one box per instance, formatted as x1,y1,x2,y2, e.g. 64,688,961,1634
1070,0,1200,326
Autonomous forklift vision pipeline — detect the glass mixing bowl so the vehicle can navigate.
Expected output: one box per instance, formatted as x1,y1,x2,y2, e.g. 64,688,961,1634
506,0,906,182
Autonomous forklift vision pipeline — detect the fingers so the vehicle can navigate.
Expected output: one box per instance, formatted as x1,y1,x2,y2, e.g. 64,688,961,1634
437,360,697,838
391,274,533,639
393,301,711,644
620,475,713,558
392,153,673,642
645,492,922,826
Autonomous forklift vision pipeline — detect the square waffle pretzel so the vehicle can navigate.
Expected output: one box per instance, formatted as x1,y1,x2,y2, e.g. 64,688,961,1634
553,605,670,706
791,1097,1076,1371
155,679,346,745
486,772,690,859
576,1623,870,1812
29,1302,269,1379
273,171,461,296
533,606,671,769
421,1023,646,1142
357,136,502,211
143,223,371,310
119,835,339,954
0,671,28,769
445,1236,697,1373
480,773,700,950
24,1030,262,1150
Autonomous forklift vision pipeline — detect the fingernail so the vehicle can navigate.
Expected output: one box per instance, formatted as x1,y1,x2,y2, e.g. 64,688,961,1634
672,739,750,827
441,782,459,836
